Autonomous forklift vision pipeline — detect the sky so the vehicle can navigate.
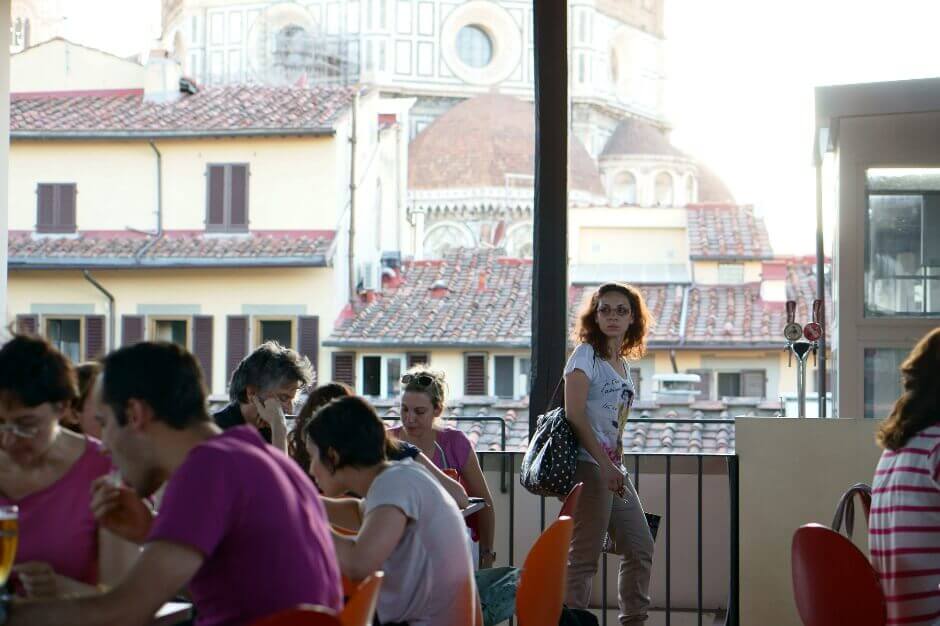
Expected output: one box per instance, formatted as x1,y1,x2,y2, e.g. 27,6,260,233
57,0,940,255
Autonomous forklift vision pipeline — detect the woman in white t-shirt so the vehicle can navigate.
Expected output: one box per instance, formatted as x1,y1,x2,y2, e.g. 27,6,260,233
564,282,654,625
305,395,478,626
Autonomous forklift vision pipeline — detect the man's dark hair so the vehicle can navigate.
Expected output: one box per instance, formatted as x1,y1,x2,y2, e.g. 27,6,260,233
228,341,314,404
304,396,386,471
101,342,210,429
0,335,76,408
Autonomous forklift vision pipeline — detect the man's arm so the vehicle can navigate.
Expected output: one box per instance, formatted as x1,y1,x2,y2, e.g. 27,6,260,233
9,541,203,626
332,505,407,581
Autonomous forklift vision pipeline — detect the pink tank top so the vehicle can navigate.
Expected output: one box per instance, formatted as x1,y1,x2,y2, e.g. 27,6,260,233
1,437,112,585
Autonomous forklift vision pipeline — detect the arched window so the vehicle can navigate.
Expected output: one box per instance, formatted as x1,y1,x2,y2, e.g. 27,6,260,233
505,223,534,259
655,172,674,206
274,25,315,81
685,174,696,205
612,171,637,206
456,25,493,68
423,223,475,258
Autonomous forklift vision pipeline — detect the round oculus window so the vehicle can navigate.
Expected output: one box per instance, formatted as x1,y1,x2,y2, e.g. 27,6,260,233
456,25,493,68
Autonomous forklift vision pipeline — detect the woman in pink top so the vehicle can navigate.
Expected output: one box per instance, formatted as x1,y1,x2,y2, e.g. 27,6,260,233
0,335,132,598
387,367,497,568
871,328,940,625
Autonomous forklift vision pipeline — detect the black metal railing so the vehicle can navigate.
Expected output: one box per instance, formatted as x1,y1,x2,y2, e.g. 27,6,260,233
380,415,739,625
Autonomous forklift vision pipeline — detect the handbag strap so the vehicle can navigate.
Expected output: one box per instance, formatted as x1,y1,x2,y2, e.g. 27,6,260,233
548,376,566,411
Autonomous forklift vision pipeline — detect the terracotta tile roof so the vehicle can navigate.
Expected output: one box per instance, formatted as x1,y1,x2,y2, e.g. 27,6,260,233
328,248,532,347
8,230,334,268
568,283,685,345
11,85,355,137
686,204,773,259
601,117,685,159
695,164,736,204
408,94,604,196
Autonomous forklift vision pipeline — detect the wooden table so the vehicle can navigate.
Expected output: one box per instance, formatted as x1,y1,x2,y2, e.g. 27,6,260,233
152,602,193,626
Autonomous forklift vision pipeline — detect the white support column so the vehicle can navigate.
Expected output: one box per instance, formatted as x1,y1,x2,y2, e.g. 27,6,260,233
0,0,11,323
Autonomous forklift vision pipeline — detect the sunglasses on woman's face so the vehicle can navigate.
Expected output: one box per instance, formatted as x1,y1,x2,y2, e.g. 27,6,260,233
401,374,435,387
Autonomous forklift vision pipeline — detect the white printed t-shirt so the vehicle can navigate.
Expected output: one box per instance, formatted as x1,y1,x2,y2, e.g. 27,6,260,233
870,424,940,625
564,342,635,467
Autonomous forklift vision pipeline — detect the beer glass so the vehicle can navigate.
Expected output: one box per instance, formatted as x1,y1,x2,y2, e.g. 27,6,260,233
0,506,18,586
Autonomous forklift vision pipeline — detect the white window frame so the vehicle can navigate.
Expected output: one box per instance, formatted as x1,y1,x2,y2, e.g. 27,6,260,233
44,316,85,362
359,353,406,398
489,354,530,400
148,316,192,349
253,317,296,349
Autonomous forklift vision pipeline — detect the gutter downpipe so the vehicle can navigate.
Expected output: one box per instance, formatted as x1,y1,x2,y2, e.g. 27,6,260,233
135,140,165,262
673,285,691,374
82,270,115,351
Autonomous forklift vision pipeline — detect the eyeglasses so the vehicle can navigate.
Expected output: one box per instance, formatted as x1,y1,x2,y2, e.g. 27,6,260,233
597,305,631,318
0,423,39,439
401,374,435,387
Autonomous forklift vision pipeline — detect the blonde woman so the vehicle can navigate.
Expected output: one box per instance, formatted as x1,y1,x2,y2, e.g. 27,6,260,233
565,282,654,624
387,368,497,568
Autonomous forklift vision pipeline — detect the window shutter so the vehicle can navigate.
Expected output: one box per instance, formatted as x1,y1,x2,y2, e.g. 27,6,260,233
332,352,355,387
407,352,429,369
464,354,487,396
688,369,712,401
84,315,106,360
630,367,642,399
57,184,76,232
207,165,226,229
741,369,767,398
193,316,214,389
298,316,320,383
36,184,54,232
15,314,38,336
121,315,144,345
229,165,248,228
226,316,249,386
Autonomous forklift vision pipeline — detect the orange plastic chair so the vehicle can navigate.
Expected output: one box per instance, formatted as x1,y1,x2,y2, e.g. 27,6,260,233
250,605,341,626
516,515,574,626
559,482,584,520
340,571,384,626
791,523,886,626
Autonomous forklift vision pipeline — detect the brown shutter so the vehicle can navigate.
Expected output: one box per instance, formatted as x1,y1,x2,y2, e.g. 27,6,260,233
229,165,248,228
84,315,106,360
193,316,214,388
298,316,319,382
332,352,355,387
15,314,38,336
742,369,767,398
36,184,54,232
207,165,226,229
121,315,145,345
407,352,429,369
226,316,249,385
57,184,76,232
464,354,487,396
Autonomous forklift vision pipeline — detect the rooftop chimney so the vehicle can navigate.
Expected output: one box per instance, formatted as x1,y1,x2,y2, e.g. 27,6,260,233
144,49,184,104
429,279,449,299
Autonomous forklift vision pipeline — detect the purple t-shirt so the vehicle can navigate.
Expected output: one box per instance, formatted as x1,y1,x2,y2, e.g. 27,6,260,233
387,426,472,472
147,426,341,626
0,437,110,585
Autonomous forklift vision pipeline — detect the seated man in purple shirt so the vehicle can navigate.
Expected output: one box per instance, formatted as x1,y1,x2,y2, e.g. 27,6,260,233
7,342,342,626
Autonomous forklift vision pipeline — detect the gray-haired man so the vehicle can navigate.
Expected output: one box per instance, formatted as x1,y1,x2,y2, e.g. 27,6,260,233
213,341,314,453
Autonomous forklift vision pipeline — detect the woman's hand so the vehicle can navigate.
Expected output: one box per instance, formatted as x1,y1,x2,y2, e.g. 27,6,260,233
601,460,624,494
479,549,496,569
90,477,154,544
12,562,59,599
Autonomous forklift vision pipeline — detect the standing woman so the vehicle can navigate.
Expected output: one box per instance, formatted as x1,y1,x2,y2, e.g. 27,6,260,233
387,369,496,568
564,282,654,624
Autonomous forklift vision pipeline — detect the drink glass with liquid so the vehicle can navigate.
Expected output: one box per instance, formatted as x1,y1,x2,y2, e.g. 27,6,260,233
0,505,18,588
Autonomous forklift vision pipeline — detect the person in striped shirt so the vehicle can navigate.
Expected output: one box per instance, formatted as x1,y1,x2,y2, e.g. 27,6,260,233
872,327,940,626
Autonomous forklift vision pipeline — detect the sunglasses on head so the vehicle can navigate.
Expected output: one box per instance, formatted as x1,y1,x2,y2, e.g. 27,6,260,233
401,373,435,387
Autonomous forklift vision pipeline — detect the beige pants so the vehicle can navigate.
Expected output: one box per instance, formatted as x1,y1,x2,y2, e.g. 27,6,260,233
565,461,654,624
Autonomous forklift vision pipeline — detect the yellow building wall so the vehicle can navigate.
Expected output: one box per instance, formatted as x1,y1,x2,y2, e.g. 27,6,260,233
8,267,336,398
11,39,146,92
692,260,763,284
10,136,341,232
578,226,687,265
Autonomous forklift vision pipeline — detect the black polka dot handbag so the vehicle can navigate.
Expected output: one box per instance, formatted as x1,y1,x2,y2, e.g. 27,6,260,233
520,379,578,498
